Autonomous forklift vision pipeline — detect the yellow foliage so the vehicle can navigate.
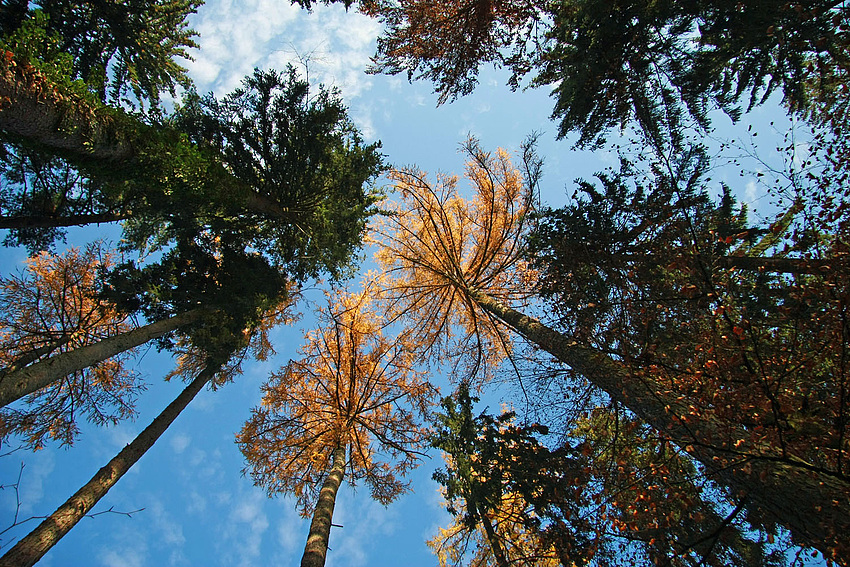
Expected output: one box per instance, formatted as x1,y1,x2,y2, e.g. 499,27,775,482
370,137,537,384
0,242,140,448
428,491,563,567
238,286,434,514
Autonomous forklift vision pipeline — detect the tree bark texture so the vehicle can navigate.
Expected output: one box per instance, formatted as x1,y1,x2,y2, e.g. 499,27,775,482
479,510,510,567
0,57,133,162
0,308,208,408
301,445,346,567
471,290,850,561
0,57,303,226
0,365,217,567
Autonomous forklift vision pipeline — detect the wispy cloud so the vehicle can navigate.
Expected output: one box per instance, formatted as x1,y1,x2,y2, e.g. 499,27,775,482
169,433,191,454
216,489,271,567
187,1,380,104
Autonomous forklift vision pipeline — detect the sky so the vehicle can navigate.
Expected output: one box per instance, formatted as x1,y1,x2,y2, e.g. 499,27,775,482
0,2,806,567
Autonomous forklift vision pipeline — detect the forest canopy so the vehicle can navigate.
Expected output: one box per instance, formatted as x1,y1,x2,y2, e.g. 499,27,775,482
0,1,848,566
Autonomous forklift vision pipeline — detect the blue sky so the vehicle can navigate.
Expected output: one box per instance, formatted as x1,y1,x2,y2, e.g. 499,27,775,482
0,2,807,566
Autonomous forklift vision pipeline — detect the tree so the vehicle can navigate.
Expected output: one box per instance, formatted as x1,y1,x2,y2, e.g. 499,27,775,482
372,135,541,383
0,294,295,567
0,12,383,266
0,228,293,408
429,384,591,567
371,141,850,562
238,289,432,567
0,243,144,447
363,0,850,146
0,0,201,111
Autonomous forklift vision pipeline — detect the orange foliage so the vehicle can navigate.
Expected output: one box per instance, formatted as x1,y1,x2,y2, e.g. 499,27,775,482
363,0,543,103
237,287,433,514
0,243,141,448
371,137,538,382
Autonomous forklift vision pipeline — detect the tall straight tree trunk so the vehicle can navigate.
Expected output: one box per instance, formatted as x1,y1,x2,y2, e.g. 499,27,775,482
469,289,850,561
301,445,347,567
478,508,510,567
0,212,128,230
0,364,218,567
0,308,209,408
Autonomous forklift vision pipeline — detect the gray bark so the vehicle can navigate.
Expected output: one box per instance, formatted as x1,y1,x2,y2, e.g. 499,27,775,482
0,364,217,567
0,308,208,408
301,445,346,567
471,290,850,560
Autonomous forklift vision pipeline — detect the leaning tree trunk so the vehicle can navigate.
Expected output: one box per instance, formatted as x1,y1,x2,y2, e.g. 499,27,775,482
478,507,510,567
301,445,347,567
0,212,129,230
469,289,850,562
0,308,209,408
0,364,218,567
0,54,301,224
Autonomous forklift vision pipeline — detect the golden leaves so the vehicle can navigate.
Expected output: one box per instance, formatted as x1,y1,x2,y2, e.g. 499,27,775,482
238,287,432,514
0,242,141,448
371,137,536,383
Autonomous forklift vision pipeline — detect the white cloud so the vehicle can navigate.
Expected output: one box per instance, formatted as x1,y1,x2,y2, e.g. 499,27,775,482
99,540,147,567
170,433,191,454
325,488,400,567
745,178,759,204
217,490,271,567
188,1,379,102
12,451,56,516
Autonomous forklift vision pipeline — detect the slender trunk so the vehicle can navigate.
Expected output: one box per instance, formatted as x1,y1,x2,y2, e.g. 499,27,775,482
0,212,128,230
0,336,71,380
301,445,346,567
479,508,510,567
470,290,850,561
717,255,841,275
0,308,209,408
0,364,217,567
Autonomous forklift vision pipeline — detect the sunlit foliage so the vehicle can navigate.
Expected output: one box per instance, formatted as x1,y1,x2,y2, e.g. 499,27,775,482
238,288,432,513
0,242,142,448
371,136,540,382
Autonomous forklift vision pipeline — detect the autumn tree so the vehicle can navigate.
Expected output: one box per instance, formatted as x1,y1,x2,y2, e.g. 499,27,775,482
371,139,850,562
0,293,296,567
0,228,292,410
0,243,143,448
372,135,541,384
575,406,791,566
238,289,432,567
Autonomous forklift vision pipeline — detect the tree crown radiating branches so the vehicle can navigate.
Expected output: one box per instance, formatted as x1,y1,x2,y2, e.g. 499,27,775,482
238,288,432,514
371,137,540,383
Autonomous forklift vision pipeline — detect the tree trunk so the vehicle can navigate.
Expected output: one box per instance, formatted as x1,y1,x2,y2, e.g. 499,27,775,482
717,255,841,275
470,290,850,562
0,57,134,162
479,509,510,567
0,364,218,567
0,336,71,380
301,445,347,567
0,212,128,230
0,308,209,408
0,59,304,225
